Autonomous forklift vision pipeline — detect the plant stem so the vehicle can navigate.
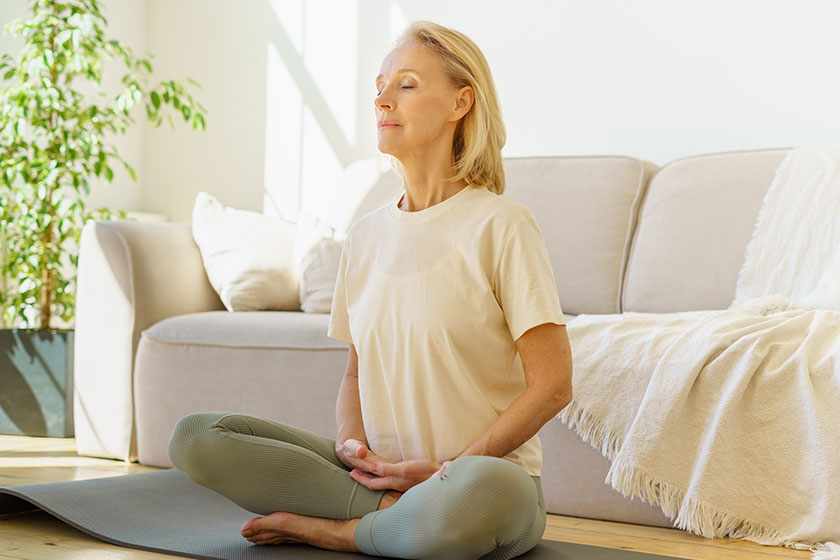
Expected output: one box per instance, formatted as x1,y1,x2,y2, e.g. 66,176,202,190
38,0,62,331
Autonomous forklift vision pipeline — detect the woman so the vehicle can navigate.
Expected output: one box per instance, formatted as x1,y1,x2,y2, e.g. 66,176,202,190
168,20,573,559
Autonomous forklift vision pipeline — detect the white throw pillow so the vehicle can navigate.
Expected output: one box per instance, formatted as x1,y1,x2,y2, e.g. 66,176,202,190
192,192,300,312
294,210,345,313
299,236,344,313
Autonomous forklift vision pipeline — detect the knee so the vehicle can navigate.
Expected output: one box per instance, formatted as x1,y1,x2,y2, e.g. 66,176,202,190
438,456,539,540
167,412,223,482
447,456,535,504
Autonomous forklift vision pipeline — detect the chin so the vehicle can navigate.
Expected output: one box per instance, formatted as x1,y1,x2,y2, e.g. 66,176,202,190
377,143,400,158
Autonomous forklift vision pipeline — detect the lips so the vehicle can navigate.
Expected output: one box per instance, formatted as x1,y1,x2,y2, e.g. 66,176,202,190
378,121,400,129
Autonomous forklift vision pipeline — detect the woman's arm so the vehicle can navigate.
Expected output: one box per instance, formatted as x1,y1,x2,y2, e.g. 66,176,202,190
456,322,573,460
344,323,572,491
335,343,372,466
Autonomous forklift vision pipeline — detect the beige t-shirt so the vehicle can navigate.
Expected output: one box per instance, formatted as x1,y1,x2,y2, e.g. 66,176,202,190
327,185,566,476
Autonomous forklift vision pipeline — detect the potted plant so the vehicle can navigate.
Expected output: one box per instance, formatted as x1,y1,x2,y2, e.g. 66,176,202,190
0,0,207,437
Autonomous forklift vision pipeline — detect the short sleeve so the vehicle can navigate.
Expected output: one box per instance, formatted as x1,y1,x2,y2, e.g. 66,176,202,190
327,235,353,344
494,217,567,342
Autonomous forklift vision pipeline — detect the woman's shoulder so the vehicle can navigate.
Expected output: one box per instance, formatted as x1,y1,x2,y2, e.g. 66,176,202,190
478,188,538,226
343,197,395,238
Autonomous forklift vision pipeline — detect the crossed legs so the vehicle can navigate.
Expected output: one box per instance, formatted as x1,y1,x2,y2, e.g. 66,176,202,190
168,412,545,559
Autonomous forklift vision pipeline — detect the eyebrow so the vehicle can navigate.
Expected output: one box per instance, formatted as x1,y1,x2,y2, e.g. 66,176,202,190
375,68,421,82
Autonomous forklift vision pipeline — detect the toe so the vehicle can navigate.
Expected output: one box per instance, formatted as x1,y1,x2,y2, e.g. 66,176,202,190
241,516,262,535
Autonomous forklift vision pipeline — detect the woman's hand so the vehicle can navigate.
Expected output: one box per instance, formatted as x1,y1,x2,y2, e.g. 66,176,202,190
335,438,390,474
349,459,450,492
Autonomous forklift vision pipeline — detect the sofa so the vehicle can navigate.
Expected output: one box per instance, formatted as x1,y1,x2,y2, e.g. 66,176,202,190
73,146,792,530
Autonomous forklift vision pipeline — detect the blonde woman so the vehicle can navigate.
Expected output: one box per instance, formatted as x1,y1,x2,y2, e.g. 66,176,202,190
169,20,573,559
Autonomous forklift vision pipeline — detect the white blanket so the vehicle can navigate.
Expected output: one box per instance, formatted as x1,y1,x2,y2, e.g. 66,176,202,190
558,146,840,558
732,145,840,310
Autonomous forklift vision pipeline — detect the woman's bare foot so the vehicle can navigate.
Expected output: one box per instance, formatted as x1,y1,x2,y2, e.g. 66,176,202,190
240,490,403,548
241,513,360,550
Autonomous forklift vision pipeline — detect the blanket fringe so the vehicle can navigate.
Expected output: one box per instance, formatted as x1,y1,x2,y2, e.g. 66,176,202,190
557,402,839,559
608,458,839,558
608,457,786,543
557,399,623,461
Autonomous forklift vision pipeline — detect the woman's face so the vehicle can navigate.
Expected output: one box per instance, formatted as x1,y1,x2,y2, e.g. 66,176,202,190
374,41,472,161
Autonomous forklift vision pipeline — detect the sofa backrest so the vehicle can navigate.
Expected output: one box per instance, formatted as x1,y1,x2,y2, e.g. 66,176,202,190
622,147,791,313
503,156,658,316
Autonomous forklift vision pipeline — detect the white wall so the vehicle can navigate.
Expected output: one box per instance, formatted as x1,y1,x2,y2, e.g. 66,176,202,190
3,0,840,224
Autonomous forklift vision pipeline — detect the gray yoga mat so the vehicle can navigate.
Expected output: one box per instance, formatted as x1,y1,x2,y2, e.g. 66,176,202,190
0,469,685,559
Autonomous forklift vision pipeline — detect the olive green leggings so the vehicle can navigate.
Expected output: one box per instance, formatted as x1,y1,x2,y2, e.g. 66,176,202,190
168,412,546,559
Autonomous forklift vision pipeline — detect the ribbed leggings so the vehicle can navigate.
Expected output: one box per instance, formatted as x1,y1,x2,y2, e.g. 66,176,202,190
168,412,546,559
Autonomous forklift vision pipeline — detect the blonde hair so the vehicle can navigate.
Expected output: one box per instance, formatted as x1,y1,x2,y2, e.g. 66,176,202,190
386,21,506,195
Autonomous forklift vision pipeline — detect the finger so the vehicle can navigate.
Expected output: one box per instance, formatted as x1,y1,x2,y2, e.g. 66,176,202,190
349,470,394,490
349,469,380,484
349,458,379,475
431,461,451,480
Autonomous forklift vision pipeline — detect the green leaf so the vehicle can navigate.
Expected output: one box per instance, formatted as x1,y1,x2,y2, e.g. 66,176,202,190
104,166,113,181
122,160,137,181
150,90,160,109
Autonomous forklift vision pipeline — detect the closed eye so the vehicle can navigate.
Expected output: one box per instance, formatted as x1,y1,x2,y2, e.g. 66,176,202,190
376,85,414,95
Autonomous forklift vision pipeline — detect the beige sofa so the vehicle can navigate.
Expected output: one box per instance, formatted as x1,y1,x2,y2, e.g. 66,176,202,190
73,146,791,529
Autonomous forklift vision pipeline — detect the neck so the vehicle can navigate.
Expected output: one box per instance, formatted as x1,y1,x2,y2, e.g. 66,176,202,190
397,152,467,212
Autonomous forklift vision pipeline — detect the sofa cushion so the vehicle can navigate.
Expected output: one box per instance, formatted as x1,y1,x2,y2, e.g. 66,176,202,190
294,211,344,313
503,156,657,315
622,148,791,313
142,311,346,349
192,192,299,312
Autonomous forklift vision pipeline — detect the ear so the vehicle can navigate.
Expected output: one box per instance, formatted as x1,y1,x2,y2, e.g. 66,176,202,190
450,85,474,121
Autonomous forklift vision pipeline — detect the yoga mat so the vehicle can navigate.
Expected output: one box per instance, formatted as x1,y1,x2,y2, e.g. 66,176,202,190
0,469,686,559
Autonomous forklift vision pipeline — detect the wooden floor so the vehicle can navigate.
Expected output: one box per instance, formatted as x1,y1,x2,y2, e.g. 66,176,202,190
0,435,811,560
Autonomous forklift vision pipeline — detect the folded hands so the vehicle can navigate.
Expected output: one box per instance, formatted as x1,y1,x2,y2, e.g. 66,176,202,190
337,439,451,492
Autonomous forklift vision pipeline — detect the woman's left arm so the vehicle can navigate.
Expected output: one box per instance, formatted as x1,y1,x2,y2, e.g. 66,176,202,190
456,322,573,460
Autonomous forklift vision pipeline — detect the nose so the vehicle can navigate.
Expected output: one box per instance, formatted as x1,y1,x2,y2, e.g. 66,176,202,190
374,89,393,111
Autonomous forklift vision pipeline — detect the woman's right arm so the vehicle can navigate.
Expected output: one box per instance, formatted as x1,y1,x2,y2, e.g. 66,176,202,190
335,343,370,467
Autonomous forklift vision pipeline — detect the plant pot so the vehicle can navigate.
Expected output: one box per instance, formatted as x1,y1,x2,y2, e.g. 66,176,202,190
0,328,74,437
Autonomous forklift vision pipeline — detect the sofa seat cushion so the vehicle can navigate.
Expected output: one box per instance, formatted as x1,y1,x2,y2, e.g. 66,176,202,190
134,311,349,468
141,310,347,350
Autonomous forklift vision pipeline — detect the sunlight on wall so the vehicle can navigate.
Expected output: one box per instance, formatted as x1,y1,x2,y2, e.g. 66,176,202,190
299,106,342,220
263,42,303,223
304,0,358,146
264,0,361,223
269,0,303,51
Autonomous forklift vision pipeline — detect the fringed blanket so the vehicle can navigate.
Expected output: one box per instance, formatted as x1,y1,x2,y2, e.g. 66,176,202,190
558,146,840,559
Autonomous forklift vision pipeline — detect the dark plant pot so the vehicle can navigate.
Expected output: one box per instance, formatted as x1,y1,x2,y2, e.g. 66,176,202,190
0,328,74,437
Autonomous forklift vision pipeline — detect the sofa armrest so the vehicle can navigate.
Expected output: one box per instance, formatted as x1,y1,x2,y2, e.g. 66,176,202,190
73,220,224,462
